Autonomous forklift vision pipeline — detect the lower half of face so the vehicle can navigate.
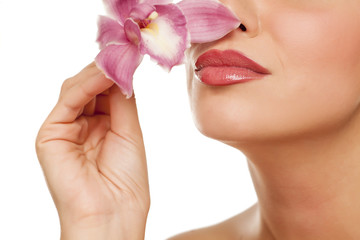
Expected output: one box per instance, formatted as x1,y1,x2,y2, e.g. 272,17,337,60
187,1,360,145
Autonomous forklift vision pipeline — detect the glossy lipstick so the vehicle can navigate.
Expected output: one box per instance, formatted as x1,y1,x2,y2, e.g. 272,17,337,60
195,49,270,86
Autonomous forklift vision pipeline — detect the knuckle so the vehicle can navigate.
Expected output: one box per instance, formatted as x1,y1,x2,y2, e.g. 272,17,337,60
58,78,75,101
79,83,94,99
35,130,46,163
60,77,73,94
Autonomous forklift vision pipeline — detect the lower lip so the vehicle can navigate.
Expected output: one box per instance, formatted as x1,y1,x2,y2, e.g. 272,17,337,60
196,66,267,86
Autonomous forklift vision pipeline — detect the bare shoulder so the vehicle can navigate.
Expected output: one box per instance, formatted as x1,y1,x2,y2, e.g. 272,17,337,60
167,204,258,240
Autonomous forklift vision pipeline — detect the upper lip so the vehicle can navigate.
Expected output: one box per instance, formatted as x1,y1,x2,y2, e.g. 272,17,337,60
195,49,270,74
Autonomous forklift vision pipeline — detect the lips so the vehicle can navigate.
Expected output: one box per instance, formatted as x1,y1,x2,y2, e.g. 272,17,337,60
195,49,270,86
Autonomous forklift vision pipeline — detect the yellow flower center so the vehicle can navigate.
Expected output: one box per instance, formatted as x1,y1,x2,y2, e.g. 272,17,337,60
138,11,158,29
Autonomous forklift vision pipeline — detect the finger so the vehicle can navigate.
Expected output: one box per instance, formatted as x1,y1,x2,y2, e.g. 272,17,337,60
83,98,96,116
101,89,110,96
83,88,112,116
60,62,100,94
47,69,114,124
94,95,110,115
109,85,142,137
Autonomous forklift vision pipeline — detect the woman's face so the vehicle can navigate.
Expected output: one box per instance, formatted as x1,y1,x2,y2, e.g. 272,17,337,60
186,0,360,144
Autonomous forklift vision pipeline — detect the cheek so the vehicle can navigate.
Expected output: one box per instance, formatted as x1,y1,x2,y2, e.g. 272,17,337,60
267,8,360,81
264,9,360,131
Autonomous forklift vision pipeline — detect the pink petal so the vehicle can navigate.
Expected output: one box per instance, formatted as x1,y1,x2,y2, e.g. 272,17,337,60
104,0,139,24
129,3,156,20
95,43,143,98
140,0,172,5
97,16,129,49
177,0,240,43
139,4,189,71
124,18,141,45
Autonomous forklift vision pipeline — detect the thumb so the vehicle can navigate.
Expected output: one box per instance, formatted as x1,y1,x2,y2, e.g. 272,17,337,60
105,85,150,203
109,85,143,139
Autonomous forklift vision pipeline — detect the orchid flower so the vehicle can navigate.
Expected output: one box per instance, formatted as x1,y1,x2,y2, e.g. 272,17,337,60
95,0,240,98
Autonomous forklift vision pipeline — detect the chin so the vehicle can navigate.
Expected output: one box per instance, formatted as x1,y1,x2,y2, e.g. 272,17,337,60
192,101,360,151
189,84,360,148
189,84,273,144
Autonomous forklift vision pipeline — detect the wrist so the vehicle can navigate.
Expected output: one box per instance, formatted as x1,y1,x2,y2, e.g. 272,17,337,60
60,212,148,240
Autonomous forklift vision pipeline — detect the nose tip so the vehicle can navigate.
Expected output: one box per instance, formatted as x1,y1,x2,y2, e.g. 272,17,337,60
236,19,261,38
230,1,261,38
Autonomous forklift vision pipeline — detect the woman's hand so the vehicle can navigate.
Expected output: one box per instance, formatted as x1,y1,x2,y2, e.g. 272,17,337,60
35,62,150,240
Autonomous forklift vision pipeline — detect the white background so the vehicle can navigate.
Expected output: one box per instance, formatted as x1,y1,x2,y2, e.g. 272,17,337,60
0,0,257,239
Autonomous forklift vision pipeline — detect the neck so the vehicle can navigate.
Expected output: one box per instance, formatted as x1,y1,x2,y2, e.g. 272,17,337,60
232,114,360,240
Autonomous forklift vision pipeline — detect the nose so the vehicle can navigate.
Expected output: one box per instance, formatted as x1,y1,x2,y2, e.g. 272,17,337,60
239,23,247,32
229,0,261,38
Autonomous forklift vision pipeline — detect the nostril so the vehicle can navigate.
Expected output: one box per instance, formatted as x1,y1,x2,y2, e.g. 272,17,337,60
239,23,247,32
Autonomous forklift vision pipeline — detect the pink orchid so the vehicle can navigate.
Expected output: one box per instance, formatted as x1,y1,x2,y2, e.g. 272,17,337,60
95,0,240,98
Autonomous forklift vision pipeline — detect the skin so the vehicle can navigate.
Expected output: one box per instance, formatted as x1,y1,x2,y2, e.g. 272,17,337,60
36,63,150,240
177,0,360,239
35,0,360,239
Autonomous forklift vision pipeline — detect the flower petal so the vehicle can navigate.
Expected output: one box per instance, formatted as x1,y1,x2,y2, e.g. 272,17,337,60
97,16,129,49
95,43,143,98
129,3,156,20
177,0,240,43
104,0,139,23
139,4,189,71
124,18,142,45
140,0,172,5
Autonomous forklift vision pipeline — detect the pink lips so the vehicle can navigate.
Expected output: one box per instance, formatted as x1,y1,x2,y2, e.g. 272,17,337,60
195,49,270,86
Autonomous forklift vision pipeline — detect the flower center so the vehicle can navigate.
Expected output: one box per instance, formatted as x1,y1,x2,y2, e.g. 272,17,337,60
137,11,158,29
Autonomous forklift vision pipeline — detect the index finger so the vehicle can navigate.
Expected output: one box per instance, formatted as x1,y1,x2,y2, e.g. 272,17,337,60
45,63,114,124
